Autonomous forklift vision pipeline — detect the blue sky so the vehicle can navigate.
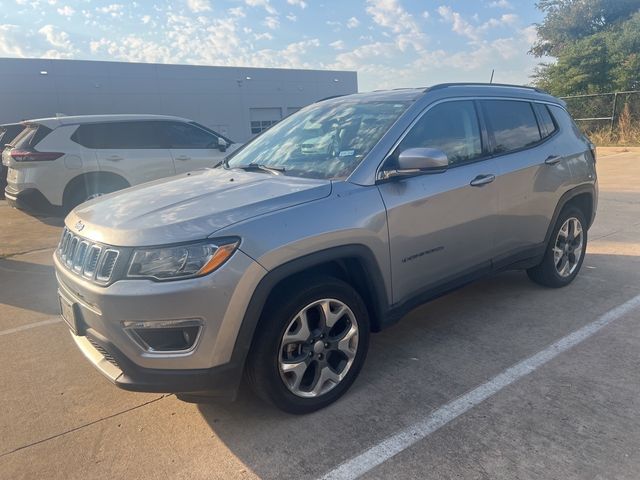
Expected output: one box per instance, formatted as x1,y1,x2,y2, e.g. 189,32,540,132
0,0,547,91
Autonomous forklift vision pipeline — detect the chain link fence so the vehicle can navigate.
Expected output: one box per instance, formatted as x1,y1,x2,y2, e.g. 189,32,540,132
560,91,640,132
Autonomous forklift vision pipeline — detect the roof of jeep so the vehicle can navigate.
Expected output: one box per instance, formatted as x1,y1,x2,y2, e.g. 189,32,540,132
322,83,563,106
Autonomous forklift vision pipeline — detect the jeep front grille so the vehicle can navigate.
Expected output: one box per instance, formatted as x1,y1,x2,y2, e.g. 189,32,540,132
58,228,121,284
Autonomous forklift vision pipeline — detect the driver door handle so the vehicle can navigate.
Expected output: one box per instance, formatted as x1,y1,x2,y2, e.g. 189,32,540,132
470,174,496,187
175,155,191,161
105,155,122,162
545,155,561,165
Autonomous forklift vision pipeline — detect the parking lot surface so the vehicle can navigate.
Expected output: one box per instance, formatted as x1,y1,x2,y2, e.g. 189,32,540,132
1,148,640,479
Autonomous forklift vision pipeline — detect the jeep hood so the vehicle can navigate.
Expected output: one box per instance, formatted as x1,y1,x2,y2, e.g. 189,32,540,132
66,168,332,246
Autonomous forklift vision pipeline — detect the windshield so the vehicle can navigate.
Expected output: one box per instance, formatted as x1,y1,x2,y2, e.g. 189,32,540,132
226,100,410,180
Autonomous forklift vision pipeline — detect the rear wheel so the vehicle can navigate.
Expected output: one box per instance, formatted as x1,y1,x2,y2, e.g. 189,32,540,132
527,206,587,288
63,175,128,212
246,276,370,414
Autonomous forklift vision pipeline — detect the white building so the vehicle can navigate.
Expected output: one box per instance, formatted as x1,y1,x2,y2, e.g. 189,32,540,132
0,58,358,142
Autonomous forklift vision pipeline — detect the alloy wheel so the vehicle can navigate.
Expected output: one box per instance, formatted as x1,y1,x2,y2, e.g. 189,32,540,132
278,298,359,398
553,217,584,277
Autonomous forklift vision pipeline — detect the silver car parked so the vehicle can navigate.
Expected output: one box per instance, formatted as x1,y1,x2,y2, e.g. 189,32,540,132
54,83,597,413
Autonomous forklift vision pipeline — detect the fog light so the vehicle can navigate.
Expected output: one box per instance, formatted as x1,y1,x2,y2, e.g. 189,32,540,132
123,319,202,353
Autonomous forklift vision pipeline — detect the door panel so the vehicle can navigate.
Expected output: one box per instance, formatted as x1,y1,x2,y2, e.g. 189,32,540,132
377,100,499,304
378,160,500,304
76,121,175,186
161,121,225,173
97,148,175,185
481,100,573,258
170,148,224,173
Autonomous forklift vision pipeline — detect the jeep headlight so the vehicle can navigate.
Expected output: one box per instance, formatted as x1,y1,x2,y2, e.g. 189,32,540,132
127,239,239,281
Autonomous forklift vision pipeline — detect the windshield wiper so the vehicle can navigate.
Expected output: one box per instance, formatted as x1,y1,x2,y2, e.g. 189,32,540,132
236,163,286,175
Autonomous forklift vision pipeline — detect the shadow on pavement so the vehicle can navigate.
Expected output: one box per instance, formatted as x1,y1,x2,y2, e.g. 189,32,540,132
194,252,640,480
0,258,58,316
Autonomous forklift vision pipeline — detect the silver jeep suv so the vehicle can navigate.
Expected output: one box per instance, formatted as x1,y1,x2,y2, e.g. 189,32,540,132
54,84,597,413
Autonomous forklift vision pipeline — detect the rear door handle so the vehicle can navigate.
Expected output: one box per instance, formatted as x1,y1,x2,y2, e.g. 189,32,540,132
470,174,496,187
544,155,561,165
105,155,122,161
175,155,191,161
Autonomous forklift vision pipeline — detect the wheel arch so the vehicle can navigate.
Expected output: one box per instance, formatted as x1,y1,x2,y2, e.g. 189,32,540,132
229,245,390,378
63,171,130,209
544,184,596,246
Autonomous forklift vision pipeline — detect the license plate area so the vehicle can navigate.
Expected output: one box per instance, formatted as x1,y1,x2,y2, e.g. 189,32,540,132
59,294,80,335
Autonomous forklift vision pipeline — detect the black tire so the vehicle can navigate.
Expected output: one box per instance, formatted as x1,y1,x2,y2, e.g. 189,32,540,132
527,206,587,288
245,275,370,414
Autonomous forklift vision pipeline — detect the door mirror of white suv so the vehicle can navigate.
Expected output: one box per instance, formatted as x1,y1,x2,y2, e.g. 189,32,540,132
218,137,228,153
380,147,448,180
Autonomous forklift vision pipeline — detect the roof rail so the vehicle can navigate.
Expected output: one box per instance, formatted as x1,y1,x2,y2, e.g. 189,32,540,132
315,94,346,103
426,82,545,93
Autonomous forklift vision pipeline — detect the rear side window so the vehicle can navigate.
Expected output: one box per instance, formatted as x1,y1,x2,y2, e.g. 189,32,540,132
481,100,541,154
162,121,217,149
534,103,557,138
397,100,483,166
12,124,52,150
0,125,24,146
72,121,166,149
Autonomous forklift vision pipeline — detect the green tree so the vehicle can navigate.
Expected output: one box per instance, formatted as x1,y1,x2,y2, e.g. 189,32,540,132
532,0,640,94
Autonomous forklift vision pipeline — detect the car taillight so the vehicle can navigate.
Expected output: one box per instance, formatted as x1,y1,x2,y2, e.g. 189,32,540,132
10,150,64,162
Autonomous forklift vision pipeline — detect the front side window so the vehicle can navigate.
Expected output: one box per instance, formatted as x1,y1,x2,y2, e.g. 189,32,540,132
227,100,410,180
481,100,541,154
395,100,483,166
162,122,217,149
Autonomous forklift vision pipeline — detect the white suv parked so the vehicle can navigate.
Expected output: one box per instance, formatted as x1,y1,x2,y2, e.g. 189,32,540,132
3,114,238,213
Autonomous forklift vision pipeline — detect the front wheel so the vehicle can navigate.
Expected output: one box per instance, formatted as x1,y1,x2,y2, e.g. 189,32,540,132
246,276,370,414
527,206,587,288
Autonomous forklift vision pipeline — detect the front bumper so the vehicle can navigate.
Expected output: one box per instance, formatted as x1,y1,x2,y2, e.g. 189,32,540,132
54,246,267,396
71,328,242,397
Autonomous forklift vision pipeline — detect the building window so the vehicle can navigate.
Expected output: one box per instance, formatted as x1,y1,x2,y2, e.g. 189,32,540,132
250,120,279,135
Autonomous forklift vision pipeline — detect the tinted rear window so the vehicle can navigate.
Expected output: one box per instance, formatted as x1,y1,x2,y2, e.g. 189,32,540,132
72,121,166,149
0,125,24,146
12,125,52,150
481,100,541,154
534,104,557,138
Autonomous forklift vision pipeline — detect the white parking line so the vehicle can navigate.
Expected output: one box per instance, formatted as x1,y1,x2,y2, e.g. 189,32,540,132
320,293,640,480
0,318,62,337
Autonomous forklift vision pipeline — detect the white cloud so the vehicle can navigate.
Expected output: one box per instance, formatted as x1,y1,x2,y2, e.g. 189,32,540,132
38,24,76,58
254,32,273,41
0,24,30,57
329,40,345,50
489,0,513,9
228,7,245,17
438,6,519,41
96,4,124,17
57,5,74,16
141,15,151,24
186,0,211,13
264,16,280,30
346,17,360,29
287,0,307,8
245,0,277,15
286,13,297,22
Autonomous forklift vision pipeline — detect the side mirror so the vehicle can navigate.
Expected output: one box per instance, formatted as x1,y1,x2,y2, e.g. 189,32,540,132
380,148,448,180
217,137,228,152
